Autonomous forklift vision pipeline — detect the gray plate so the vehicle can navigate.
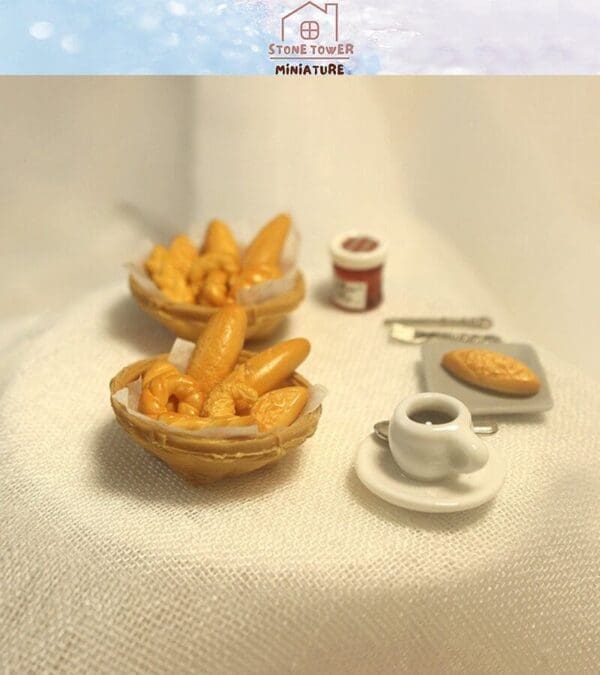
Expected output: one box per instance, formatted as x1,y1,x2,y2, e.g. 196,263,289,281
420,340,553,416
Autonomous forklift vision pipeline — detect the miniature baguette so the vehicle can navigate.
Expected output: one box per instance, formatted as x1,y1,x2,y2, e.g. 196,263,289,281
241,338,310,395
202,219,240,263
243,213,291,269
442,348,540,396
186,304,247,393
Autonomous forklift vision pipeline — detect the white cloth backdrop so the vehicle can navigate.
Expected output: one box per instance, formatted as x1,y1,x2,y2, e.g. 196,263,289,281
1,78,600,673
1,213,599,673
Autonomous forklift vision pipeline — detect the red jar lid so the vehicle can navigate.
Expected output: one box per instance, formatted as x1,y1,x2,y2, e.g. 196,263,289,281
330,231,387,270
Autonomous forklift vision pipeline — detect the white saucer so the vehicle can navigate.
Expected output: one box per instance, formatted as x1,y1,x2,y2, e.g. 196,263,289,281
354,435,506,513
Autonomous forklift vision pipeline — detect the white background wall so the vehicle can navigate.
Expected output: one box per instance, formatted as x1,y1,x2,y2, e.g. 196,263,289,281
0,77,193,317
0,77,598,378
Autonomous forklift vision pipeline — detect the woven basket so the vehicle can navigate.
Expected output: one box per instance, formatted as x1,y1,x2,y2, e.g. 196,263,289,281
129,271,305,341
109,351,321,483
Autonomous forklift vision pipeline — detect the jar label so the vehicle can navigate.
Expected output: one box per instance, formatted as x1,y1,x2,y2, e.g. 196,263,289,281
332,277,368,310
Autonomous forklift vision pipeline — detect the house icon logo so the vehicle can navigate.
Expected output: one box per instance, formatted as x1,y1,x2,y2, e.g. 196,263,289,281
281,2,339,42
268,1,353,74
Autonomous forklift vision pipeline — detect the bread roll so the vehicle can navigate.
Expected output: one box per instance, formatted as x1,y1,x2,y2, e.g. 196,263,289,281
442,348,540,396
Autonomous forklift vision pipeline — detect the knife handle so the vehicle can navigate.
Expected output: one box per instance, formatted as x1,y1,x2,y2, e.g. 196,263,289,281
421,331,501,343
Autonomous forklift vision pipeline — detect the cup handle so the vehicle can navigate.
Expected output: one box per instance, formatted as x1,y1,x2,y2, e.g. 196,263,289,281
447,430,489,474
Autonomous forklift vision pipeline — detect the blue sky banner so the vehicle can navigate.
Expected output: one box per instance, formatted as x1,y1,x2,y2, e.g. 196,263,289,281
1,1,599,74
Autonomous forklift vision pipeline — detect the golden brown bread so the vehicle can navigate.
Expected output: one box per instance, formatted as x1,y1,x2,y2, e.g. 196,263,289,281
442,348,541,396
185,304,247,393
144,215,291,306
251,386,309,432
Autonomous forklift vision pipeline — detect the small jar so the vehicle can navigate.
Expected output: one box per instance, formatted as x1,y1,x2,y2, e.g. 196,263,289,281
330,231,387,311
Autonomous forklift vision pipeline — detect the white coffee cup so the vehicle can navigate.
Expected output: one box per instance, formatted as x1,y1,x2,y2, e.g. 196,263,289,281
388,393,489,481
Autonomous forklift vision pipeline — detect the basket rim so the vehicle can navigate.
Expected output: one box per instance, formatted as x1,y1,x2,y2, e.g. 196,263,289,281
110,351,321,456
129,269,305,321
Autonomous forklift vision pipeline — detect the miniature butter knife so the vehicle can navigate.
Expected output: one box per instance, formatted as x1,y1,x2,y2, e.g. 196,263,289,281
390,323,501,345
384,316,493,329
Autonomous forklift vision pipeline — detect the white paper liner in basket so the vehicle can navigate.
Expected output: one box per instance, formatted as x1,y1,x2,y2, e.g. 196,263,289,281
111,338,327,439
126,225,300,307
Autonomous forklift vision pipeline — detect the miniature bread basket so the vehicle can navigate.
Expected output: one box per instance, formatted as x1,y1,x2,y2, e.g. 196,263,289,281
110,350,321,483
129,270,305,341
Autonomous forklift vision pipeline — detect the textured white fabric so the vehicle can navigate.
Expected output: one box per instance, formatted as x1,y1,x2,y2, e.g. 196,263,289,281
1,217,600,674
